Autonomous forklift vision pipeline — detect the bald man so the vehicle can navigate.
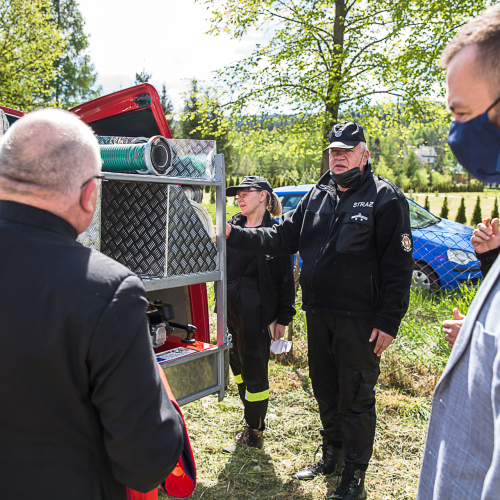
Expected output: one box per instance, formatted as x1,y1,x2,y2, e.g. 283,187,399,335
418,4,500,499
0,109,183,500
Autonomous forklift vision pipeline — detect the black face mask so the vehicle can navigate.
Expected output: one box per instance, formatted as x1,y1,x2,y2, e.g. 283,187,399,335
330,167,363,189
329,153,366,189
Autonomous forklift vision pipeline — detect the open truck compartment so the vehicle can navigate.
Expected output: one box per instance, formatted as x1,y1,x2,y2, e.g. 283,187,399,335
71,84,230,406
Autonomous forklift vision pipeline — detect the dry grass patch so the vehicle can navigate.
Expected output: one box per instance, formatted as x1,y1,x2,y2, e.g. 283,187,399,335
160,359,430,500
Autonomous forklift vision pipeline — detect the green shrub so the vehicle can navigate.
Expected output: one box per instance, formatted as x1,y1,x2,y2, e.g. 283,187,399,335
424,195,430,211
409,181,484,193
440,197,449,218
471,196,482,226
455,197,467,224
492,197,499,220
210,186,215,204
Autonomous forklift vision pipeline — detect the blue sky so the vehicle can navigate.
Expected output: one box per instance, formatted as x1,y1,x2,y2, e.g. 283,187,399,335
78,0,260,112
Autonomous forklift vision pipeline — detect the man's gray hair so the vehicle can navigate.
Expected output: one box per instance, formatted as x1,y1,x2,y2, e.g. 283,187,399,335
359,142,367,154
0,108,101,196
440,3,500,88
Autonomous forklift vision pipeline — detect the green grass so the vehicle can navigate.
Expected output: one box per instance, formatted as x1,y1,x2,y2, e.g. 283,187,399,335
409,191,498,225
381,284,477,395
158,285,477,499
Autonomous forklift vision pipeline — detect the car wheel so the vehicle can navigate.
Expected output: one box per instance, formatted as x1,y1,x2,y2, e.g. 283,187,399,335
412,262,440,289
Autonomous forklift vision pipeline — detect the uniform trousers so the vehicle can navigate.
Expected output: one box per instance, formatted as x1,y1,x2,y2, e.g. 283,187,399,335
227,277,271,430
306,313,380,467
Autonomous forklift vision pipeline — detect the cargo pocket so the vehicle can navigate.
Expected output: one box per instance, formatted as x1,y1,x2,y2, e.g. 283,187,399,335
336,212,373,254
353,370,379,411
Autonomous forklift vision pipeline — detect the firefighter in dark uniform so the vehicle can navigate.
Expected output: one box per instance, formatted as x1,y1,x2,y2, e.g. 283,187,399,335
222,176,295,453
225,123,414,500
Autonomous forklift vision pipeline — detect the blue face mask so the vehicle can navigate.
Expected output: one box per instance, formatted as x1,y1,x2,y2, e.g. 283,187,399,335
447,96,500,183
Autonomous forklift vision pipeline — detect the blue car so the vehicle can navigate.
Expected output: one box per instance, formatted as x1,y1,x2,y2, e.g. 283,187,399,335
274,184,482,290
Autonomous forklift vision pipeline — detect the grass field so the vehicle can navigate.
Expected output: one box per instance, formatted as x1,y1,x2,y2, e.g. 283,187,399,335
408,191,499,226
159,285,477,500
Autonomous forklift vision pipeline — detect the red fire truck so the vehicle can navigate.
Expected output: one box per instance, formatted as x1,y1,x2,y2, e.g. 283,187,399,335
1,84,230,406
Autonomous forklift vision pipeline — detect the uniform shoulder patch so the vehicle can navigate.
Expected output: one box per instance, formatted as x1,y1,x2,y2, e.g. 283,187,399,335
401,233,412,252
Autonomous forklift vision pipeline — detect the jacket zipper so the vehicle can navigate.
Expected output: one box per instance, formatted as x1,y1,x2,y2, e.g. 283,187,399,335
308,189,353,306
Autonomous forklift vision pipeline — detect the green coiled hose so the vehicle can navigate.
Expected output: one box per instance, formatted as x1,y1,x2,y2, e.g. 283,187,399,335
99,136,171,175
100,143,149,173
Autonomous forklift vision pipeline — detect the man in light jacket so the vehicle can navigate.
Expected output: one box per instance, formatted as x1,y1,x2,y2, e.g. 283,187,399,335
418,4,500,499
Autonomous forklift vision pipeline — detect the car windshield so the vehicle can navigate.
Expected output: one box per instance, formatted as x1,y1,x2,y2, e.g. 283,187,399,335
407,198,440,229
279,194,306,214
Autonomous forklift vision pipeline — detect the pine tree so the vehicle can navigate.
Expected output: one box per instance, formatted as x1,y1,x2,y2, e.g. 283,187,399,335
135,69,152,84
424,195,430,211
492,197,499,220
160,85,174,118
440,196,449,219
50,0,100,107
471,196,482,226
455,197,467,224
179,79,234,175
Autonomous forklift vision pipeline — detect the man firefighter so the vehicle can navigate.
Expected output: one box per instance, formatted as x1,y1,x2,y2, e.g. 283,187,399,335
225,122,414,500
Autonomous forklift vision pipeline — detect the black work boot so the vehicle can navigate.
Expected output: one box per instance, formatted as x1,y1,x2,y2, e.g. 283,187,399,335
329,465,367,500
293,439,345,480
222,424,263,453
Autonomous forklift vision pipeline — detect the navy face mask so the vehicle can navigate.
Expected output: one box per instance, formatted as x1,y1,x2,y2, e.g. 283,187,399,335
448,96,500,183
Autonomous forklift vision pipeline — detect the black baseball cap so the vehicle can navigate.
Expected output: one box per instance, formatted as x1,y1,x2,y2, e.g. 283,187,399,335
226,175,273,196
324,121,366,151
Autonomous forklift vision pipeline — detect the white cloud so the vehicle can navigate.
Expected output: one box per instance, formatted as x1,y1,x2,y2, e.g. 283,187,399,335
78,0,258,110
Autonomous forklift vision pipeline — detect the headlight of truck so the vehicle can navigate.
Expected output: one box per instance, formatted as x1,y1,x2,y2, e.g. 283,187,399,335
447,248,478,266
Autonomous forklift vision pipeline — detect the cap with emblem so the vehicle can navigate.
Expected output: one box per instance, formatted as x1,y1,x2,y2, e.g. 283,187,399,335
324,121,366,151
226,175,273,197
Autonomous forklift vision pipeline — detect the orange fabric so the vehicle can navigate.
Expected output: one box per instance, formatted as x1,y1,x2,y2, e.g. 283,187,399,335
127,489,158,500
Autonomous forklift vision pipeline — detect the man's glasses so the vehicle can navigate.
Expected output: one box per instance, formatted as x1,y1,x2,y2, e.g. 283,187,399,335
81,174,105,189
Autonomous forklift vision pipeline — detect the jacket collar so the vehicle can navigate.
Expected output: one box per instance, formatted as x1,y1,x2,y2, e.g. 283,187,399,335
0,200,78,239
230,209,273,228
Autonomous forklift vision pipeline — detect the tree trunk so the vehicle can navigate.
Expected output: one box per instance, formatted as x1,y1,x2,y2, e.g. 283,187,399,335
320,0,346,176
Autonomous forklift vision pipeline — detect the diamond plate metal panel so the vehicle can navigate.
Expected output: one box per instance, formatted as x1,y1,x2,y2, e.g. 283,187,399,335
100,181,168,277
97,135,146,145
166,139,216,180
162,354,217,401
166,185,218,277
77,185,101,250
93,181,218,279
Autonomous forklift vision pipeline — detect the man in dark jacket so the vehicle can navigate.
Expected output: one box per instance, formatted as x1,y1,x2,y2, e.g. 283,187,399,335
0,109,184,500
226,122,414,500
